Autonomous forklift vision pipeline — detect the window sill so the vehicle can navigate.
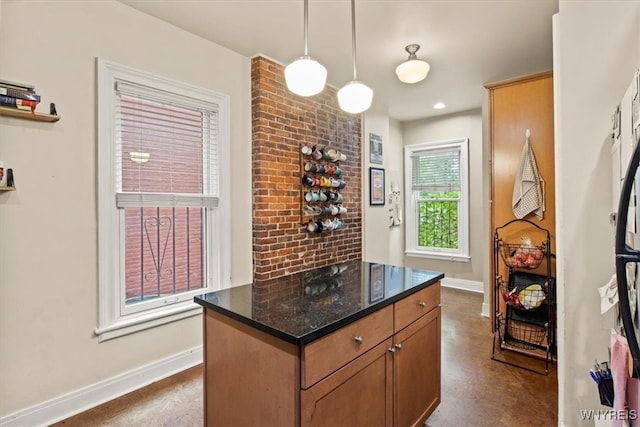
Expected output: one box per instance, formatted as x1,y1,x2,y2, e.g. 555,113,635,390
95,302,202,342
405,250,471,262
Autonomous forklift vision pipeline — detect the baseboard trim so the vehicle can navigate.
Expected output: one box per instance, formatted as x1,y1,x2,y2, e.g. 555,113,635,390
481,302,491,317
441,277,484,294
0,346,203,427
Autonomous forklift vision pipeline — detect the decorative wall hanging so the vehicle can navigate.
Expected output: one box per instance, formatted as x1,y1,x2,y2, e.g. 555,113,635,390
369,167,385,206
370,133,383,164
301,144,348,233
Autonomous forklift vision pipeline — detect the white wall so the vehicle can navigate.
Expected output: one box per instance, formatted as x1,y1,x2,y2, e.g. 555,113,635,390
0,0,253,422
387,118,405,267
555,1,640,425
402,109,486,287
362,112,390,262
363,109,486,302
362,114,406,267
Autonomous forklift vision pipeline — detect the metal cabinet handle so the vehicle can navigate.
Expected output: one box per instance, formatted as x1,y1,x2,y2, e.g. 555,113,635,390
388,347,396,353
418,301,427,307
354,336,363,344
394,343,403,350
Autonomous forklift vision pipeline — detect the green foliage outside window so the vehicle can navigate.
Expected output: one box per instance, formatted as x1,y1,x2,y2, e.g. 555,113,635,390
417,191,459,249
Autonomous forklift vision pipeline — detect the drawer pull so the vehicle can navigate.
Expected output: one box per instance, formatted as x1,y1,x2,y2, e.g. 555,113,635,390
388,347,396,353
354,336,364,344
418,301,427,307
394,343,403,350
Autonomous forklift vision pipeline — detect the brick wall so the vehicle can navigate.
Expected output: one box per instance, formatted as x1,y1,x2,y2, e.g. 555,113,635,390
251,56,362,281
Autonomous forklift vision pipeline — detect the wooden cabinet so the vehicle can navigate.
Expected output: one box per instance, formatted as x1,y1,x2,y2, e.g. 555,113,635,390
301,338,394,427
393,281,440,331
201,281,441,427
302,305,394,388
203,310,299,427
485,71,556,330
393,307,441,427
301,294,441,427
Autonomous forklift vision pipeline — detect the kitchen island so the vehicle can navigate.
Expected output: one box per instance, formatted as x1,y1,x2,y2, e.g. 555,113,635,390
194,261,444,427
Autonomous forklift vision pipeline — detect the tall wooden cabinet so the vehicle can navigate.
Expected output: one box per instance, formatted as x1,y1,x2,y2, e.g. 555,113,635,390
485,71,556,346
200,280,441,427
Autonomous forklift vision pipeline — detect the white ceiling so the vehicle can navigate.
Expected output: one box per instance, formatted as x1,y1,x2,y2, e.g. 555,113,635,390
116,0,558,122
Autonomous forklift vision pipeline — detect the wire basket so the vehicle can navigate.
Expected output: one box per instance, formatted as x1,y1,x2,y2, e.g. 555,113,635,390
499,279,547,310
499,316,547,350
499,241,546,269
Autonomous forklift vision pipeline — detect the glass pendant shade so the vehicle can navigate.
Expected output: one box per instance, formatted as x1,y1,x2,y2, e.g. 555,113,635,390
395,44,430,84
285,56,327,96
395,59,430,84
285,0,326,97
337,80,373,114
338,0,373,114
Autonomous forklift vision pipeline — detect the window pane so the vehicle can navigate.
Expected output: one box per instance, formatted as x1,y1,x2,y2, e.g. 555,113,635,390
118,95,206,194
123,206,205,304
417,200,459,249
412,147,460,192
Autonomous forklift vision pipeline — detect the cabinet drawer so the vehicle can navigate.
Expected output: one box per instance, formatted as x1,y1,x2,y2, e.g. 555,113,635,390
302,305,393,389
394,282,440,332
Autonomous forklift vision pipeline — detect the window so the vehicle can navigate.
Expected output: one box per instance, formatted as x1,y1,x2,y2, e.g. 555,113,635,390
96,59,230,341
404,138,469,261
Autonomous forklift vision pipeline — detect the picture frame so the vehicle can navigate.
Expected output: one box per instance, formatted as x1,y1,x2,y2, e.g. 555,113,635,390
370,133,383,164
369,167,385,206
369,263,385,303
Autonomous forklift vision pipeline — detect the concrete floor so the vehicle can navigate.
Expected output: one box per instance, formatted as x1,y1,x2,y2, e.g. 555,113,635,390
52,287,558,427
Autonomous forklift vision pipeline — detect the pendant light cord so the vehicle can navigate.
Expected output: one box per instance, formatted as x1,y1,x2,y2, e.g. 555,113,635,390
303,0,309,56
350,0,357,81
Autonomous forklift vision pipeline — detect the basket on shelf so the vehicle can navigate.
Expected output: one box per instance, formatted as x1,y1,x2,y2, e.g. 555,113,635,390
499,277,547,310
498,240,547,269
502,318,547,350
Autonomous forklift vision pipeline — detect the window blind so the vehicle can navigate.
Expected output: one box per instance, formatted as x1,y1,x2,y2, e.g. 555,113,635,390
411,147,460,192
115,192,218,208
114,81,219,208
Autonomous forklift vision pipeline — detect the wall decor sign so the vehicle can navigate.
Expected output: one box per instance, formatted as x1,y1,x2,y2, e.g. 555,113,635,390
370,133,383,164
369,167,385,206
369,263,385,303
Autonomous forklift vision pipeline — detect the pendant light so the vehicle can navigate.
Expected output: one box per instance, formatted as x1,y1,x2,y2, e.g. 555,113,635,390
395,44,430,84
337,0,373,114
285,0,327,97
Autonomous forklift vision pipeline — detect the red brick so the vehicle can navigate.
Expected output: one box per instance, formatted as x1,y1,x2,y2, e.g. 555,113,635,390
252,56,362,282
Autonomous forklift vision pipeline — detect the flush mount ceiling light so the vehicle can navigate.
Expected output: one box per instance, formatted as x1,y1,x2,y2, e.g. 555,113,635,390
337,0,373,114
395,44,430,84
284,0,327,97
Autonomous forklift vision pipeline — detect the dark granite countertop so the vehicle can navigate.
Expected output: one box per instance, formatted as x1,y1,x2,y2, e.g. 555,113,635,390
194,261,444,345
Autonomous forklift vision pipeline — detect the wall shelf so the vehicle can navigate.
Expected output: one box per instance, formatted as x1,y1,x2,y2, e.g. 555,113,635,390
0,105,60,122
0,186,16,192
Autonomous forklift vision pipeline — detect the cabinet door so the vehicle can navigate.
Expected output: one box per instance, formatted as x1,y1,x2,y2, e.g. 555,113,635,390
301,338,393,427
486,72,556,329
393,307,441,427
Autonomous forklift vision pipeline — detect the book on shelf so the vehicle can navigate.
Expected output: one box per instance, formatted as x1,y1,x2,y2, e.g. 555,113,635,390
0,85,40,102
0,95,38,112
0,78,35,92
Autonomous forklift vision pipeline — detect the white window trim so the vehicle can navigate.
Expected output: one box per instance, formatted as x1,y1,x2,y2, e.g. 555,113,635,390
404,138,470,262
95,58,231,341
